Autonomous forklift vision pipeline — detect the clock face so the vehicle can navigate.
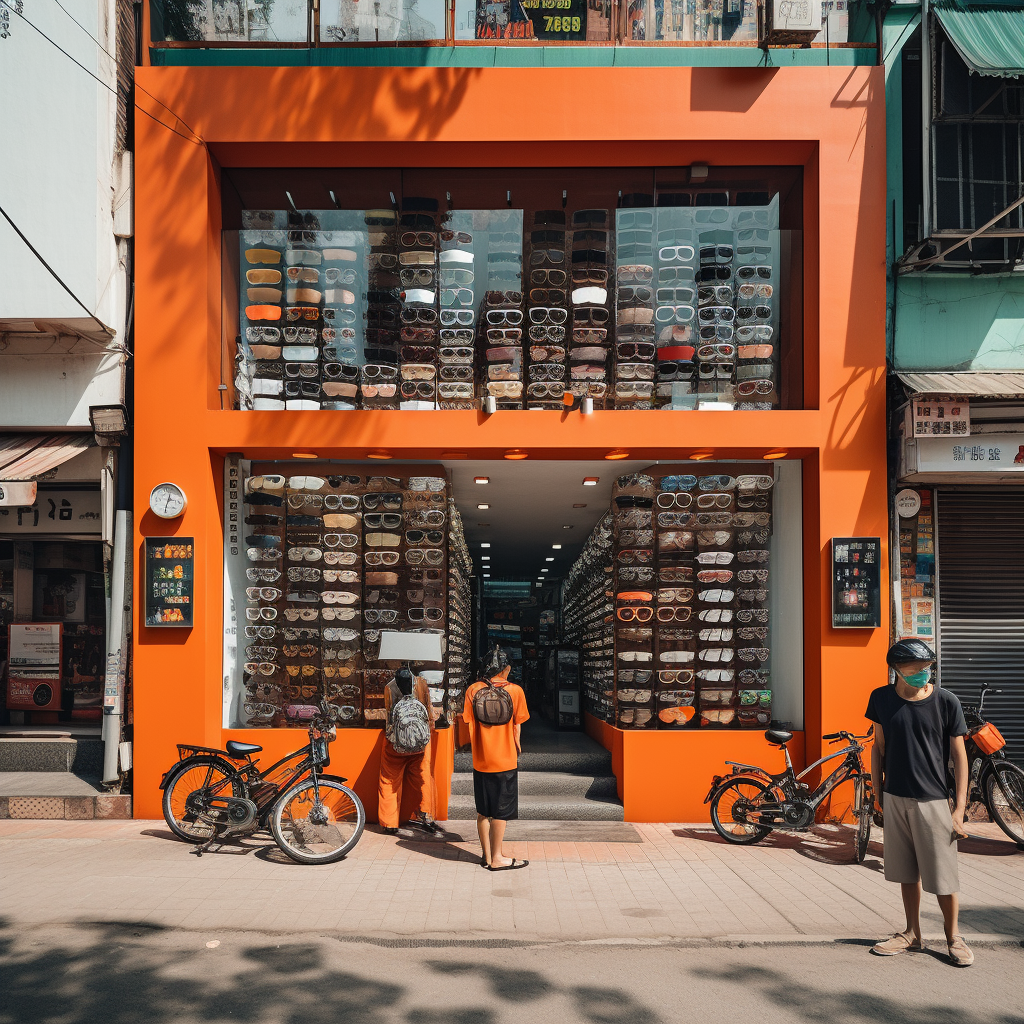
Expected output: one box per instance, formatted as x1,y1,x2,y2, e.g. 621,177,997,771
150,483,186,519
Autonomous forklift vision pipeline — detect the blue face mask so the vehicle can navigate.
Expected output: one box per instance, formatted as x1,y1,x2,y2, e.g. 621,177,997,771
901,667,932,688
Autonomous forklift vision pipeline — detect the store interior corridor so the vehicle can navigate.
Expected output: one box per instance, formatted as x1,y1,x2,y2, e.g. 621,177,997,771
445,459,636,821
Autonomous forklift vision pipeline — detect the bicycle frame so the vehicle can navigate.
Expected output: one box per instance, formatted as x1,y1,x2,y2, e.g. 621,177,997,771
721,742,867,813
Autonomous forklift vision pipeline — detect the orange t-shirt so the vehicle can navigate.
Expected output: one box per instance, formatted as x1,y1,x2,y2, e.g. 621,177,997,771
462,678,530,773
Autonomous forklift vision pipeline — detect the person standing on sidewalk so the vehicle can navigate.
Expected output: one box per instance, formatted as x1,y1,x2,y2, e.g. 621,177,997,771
866,639,972,966
378,666,444,837
463,646,530,871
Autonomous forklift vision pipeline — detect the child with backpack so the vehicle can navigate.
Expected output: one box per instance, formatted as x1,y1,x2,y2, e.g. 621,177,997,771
463,646,530,871
378,666,444,837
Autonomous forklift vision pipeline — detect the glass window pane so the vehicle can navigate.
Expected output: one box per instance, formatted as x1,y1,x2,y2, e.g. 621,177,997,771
320,0,445,40
454,0,609,39
150,0,309,42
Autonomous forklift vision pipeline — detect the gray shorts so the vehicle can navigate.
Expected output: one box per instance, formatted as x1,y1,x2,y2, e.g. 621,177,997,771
883,793,960,895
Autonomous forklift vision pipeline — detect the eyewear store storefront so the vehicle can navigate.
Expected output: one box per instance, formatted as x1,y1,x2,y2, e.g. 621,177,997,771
133,65,889,822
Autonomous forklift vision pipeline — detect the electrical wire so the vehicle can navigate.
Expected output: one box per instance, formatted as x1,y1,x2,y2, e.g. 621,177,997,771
0,0,204,147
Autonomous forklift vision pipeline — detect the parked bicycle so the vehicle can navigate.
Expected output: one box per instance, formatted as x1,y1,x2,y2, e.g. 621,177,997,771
947,685,1024,848
706,726,874,862
159,704,365,863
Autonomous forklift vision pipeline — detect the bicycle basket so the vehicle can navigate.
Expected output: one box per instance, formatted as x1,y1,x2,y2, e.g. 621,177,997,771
970,722,1006,755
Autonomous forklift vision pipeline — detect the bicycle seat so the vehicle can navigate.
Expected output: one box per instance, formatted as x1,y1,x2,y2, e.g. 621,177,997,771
225,741,262,759
765,728,793,746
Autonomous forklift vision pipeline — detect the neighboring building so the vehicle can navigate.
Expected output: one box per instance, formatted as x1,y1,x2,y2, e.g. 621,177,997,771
0,0,134,808
883,0,1024,762
131,2,889,824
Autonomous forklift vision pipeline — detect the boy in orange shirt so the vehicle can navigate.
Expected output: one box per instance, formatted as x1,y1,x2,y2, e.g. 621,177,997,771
462,646,530,871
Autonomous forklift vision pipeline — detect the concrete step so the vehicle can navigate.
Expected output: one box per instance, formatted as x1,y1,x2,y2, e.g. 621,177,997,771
454,747,612,775
451,770,618,800
0,736,104,775
0,772,130,820
446,791,624,821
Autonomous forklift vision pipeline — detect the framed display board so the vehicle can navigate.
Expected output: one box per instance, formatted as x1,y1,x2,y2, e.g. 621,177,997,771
7,623,62,711
831,537,881,629
145,538,195,628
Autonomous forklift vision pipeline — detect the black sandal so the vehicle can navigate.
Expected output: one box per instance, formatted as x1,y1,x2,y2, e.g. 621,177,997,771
487,858,529,871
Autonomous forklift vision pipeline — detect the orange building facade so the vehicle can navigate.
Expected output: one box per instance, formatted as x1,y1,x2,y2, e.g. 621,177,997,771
133,63,888,823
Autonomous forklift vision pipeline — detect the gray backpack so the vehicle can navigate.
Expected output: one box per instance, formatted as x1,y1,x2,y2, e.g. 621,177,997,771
387,693,431,754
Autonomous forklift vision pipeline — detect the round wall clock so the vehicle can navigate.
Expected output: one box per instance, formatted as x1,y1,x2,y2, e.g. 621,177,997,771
150,482,187,519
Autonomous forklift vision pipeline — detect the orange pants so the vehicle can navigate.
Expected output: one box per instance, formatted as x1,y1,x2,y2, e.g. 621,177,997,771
377,740,434,828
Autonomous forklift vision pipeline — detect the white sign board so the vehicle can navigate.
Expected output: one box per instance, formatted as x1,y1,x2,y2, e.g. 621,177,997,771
9,623,61,668
916,434,1024,473
0,488,102,534
913,400,970,438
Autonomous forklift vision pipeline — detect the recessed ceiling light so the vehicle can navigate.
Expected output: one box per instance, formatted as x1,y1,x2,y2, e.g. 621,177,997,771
763,450,788,460
541,568,549,573
477,503,490,510
552,544,562,550
481,555,490,560
474,476,489,484
504,450,528,460
545,557,554,562
573,503,586,509
690,450,713,461
562,525,573,529
367,450,392,460
483,573,491,578
604,450,629,460
582,477,599,486
481,543,491,548
291,452,318,459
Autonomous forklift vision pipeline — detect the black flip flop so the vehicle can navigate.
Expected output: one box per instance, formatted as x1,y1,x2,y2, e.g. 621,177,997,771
487,858,529,871
479,857,488,868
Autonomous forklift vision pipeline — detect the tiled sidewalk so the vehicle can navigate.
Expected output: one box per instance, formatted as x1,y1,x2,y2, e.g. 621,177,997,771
1,818,1021,943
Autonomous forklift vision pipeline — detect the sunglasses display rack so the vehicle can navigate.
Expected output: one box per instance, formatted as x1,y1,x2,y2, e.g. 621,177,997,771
653,466,777,728
362,208,401,409
445,498,473,722
232,201,780,412
562,515,615,724
570,210,614,409
526,213,569,410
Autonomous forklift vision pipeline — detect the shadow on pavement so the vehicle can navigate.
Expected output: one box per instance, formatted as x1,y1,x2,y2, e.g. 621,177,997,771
671,824,884,867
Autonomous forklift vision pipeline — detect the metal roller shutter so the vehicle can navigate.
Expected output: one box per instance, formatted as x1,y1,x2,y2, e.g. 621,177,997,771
937,490,1024,766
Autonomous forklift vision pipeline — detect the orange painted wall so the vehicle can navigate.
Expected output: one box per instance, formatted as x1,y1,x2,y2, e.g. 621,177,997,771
133,65,888,822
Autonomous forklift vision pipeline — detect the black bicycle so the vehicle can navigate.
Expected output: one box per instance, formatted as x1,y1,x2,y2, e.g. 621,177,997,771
706,726,874,862
159,705,365,864
948,685,1024,848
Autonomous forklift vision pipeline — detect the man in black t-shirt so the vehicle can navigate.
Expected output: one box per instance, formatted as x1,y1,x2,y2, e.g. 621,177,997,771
865,639,972,966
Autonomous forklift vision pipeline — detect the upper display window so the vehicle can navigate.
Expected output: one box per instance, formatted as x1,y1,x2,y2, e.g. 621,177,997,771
222,168,803,411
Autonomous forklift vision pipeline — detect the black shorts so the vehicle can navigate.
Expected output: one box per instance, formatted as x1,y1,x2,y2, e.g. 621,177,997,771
473,769,519,820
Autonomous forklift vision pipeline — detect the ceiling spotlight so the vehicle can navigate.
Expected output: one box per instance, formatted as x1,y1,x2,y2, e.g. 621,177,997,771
545,557,554,562
572,503,586,509
474,476,489,484
367,450,392,460
562,525,573,530
763,450,788,460
552,544,562,550
504,450,528,460
481,543,491,548
541,568,549,573
483,573,491,578
477,503,490,510
604,450,629,460
582,477,599,486
481,555,490,561
291,452,318,459
690,450,713,461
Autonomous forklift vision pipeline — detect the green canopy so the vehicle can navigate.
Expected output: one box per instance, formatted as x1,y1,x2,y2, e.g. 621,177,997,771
933,1,1024,77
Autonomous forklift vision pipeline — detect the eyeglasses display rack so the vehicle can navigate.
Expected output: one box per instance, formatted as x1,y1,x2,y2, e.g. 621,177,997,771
233,199,782,411
445,498,473,721
562,514,614,723
526,211,569,410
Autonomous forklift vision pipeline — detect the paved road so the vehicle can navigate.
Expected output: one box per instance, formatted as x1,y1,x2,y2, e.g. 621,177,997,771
1,924,1021,1024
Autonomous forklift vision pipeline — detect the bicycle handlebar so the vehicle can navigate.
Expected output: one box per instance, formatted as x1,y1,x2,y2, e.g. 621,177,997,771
823,726,874,745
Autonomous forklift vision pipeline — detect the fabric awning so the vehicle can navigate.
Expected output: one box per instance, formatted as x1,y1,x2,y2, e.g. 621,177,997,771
897,371,1024,397
933,1,1024,78
0,434,95,480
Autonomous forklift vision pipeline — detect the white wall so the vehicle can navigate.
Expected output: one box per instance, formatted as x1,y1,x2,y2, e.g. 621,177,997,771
0,0,122,330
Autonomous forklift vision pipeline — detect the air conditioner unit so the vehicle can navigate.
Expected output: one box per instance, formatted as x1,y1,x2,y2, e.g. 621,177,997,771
758,0,820,46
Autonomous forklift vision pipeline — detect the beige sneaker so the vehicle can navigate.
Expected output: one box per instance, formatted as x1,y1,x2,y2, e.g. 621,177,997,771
948,935,974,967
871,931,926,956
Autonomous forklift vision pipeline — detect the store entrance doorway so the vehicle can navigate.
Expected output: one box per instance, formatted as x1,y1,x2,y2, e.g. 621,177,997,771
445,459,641,821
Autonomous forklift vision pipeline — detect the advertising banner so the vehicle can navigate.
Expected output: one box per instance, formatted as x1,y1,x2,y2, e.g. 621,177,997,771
7,623,62,711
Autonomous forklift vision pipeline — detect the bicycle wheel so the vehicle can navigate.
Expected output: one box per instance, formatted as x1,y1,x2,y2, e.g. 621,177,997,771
270,777,365,864
984,761,1024,848
162,756,246,843
710,777,773,845
854,776,873,863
